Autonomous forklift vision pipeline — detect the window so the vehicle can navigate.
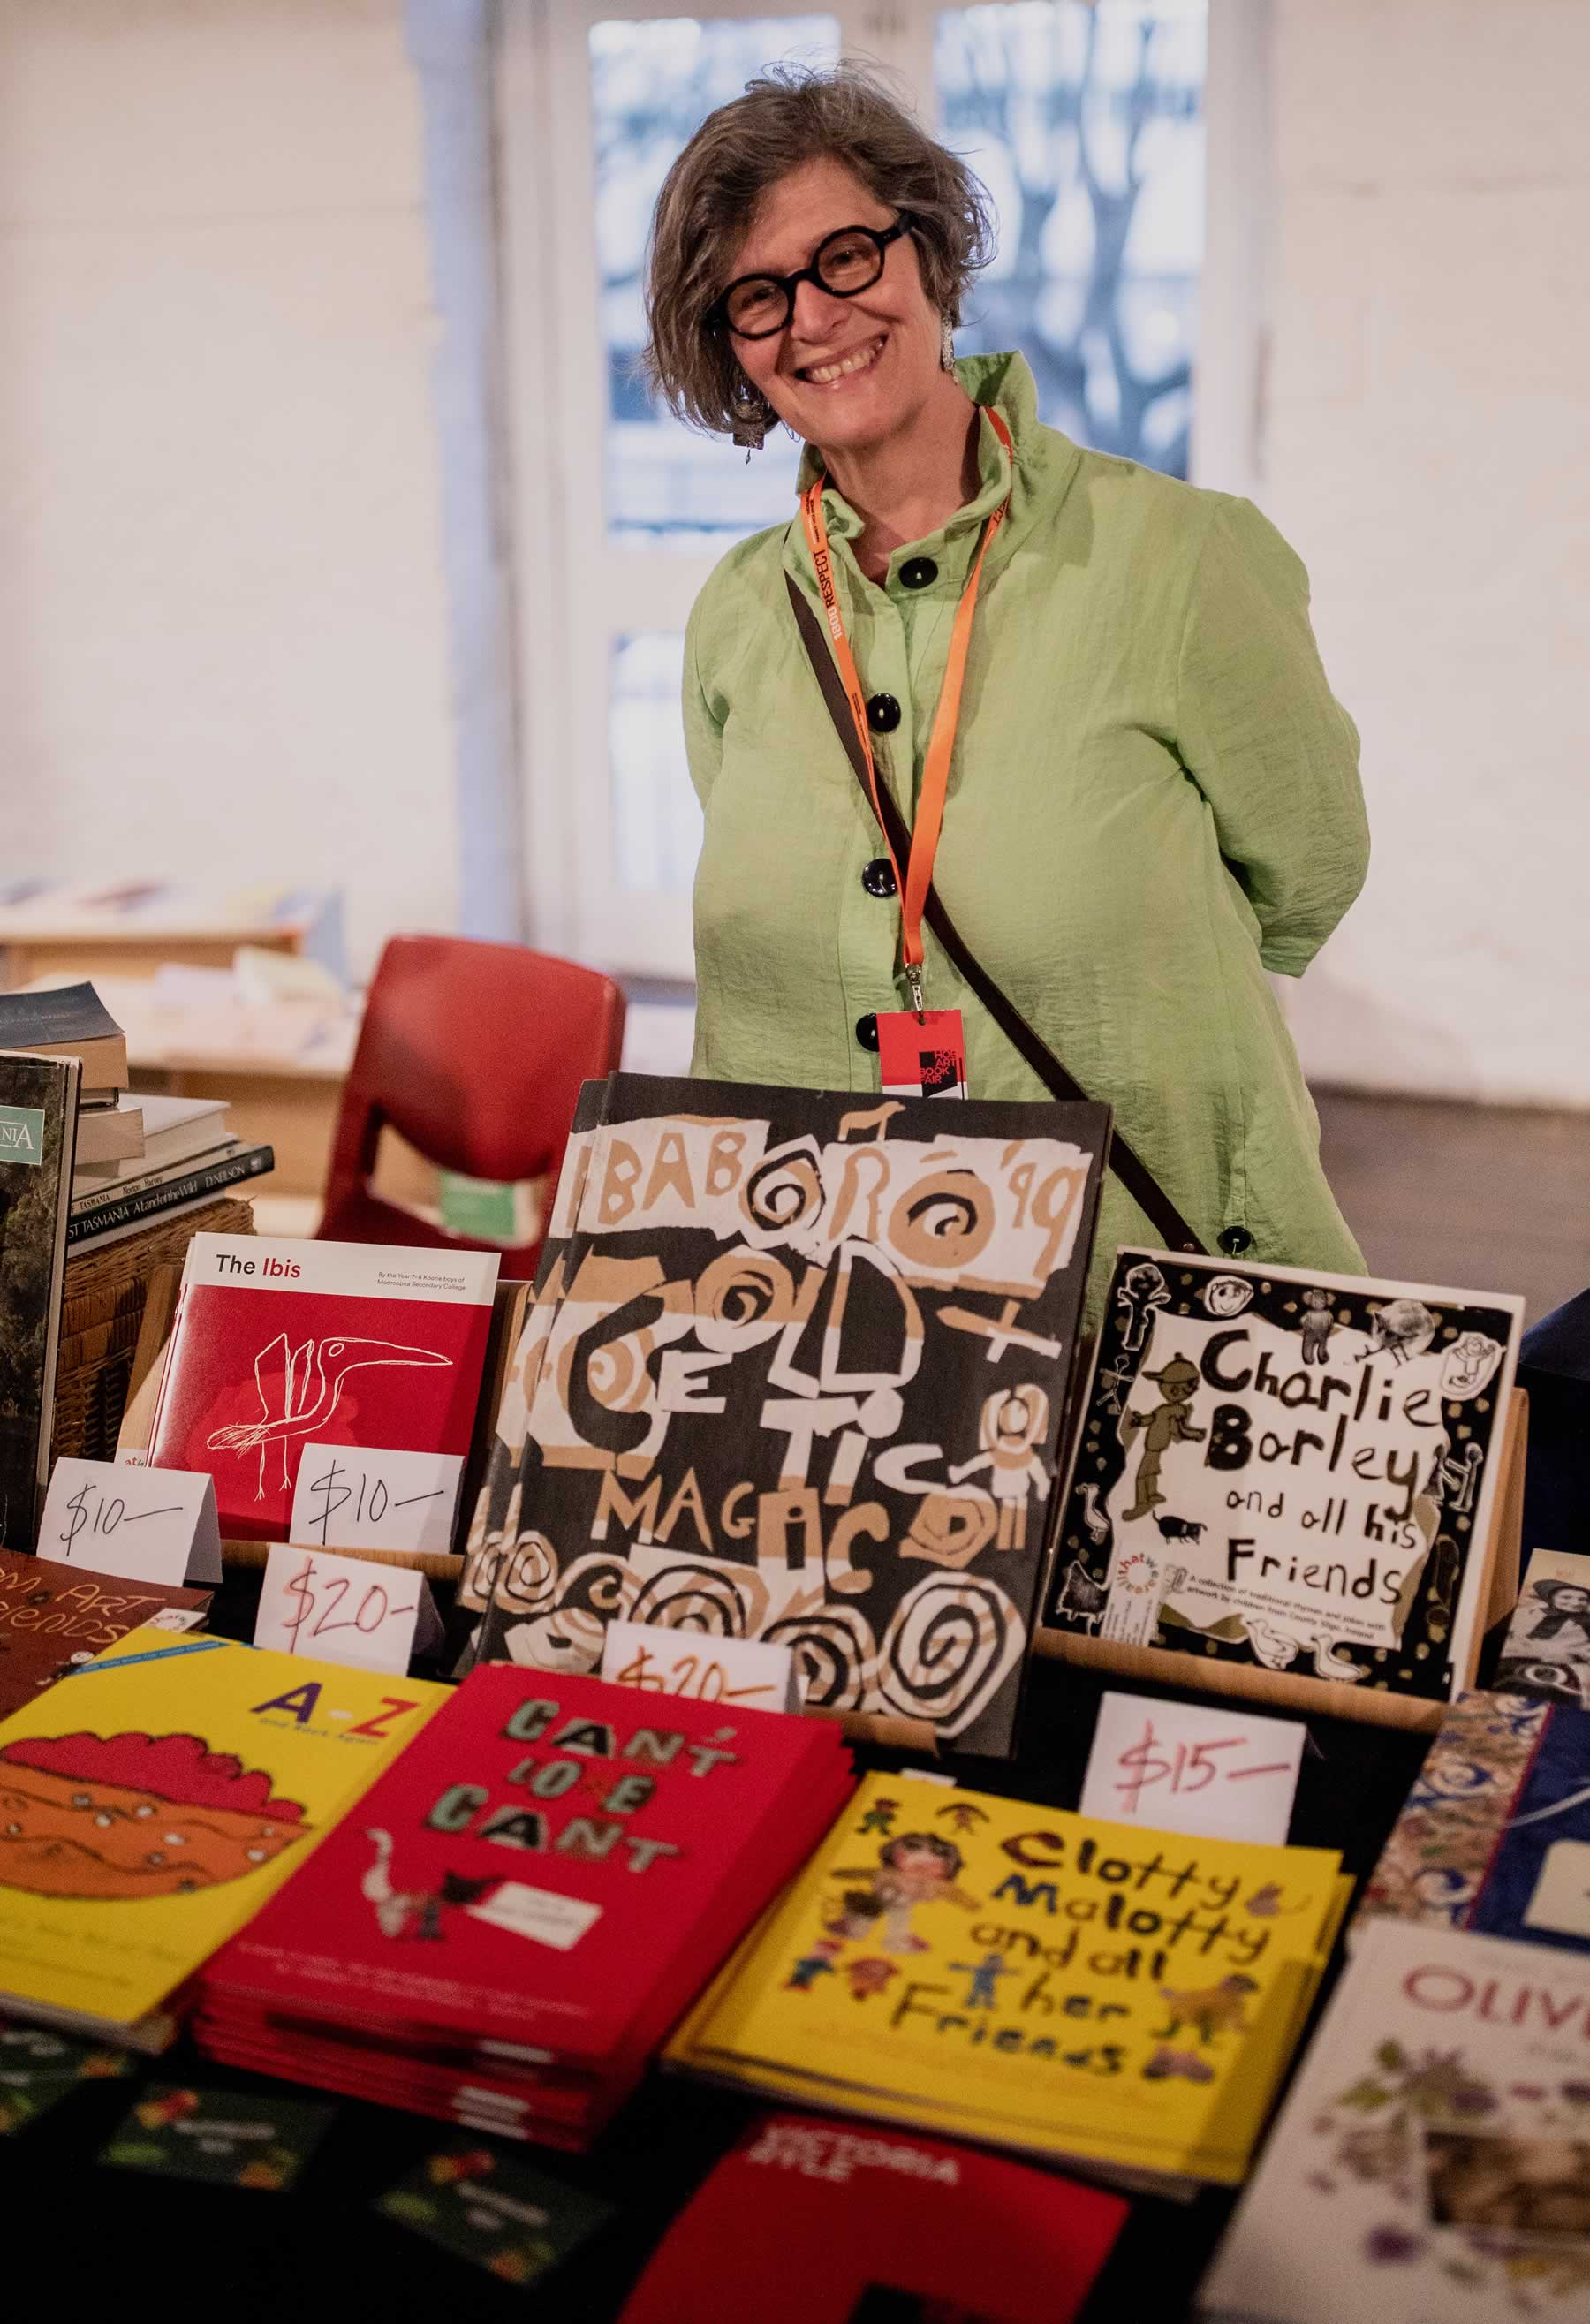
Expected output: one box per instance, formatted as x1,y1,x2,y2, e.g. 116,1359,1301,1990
501,0,1246,979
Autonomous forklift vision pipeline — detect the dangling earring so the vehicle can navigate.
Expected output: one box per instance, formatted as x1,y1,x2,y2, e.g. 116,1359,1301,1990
728,372,768,458
940,314,956,374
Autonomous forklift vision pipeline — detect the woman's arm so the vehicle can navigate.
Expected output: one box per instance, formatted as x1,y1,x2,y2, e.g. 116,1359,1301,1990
1175,496,1370,976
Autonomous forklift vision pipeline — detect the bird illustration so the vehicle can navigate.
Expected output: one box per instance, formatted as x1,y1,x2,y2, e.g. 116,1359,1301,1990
206,1332,452,1499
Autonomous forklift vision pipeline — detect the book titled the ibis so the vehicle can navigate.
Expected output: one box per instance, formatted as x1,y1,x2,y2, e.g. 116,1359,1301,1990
146,1236,499,1542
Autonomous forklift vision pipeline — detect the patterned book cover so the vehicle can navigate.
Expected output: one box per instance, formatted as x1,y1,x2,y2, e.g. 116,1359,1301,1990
0,1052,79,1550
473,1075,1109,1756
0,1629,445,2035
146,1235,499,1541
1044,1248,1522,1705
1201,1921,1590,2320
1359,1689,1590,1957
668,1769,1344,2187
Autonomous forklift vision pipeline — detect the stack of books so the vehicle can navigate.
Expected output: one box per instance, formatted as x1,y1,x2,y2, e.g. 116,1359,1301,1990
667,1769,1350,2196
196,1667,856,2148
0,1628,446,2050
0,982,274,1249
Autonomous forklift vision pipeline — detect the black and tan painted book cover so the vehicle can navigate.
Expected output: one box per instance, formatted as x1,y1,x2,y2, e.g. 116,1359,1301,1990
471,1074,1108,1755
0,1052,80,1550
1045,1248,1523,1705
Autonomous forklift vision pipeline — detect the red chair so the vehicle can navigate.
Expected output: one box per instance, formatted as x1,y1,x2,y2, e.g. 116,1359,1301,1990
316,934,625,1280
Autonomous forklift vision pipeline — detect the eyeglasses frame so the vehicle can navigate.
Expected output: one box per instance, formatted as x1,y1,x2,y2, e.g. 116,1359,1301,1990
709,214,917,341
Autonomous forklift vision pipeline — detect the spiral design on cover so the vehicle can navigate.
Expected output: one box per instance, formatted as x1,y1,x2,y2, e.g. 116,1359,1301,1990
764,1605,879,1712
493,1528,560,1616
628,1560,770,1638
741,1137,825,1240
555,1553,639,1620
887,1168,994,1272
877,1573,1024,1738
693,1246,797,1352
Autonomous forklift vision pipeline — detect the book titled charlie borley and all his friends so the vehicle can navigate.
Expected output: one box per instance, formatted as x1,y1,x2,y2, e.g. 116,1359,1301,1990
1045,1247,1524,1707
463,1073,1109,1757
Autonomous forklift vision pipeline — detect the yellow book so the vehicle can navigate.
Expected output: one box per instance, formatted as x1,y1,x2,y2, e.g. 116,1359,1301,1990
667,1771,1344,2190
0,1628,446,2048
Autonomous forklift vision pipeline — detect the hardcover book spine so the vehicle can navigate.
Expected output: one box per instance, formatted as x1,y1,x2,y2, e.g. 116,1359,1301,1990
65,1146,275,1247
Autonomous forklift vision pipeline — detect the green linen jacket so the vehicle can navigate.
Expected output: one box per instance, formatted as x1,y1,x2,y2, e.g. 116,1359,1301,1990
682,352,1369,1321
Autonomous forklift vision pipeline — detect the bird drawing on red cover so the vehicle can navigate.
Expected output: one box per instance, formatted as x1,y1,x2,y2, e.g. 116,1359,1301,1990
206,1332,452,1499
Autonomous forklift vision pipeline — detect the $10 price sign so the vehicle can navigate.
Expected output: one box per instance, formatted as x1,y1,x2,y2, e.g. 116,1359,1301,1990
287,1442,463,1557
1079,1690,1306,1846
254,1542,443,1676
38,1457,223,1587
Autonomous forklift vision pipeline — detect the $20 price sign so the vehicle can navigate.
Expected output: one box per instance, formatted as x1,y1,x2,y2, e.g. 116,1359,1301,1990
254,1542,443,1676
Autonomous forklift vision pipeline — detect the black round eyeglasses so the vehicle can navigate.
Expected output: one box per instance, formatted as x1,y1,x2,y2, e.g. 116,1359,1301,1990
711,216,914,340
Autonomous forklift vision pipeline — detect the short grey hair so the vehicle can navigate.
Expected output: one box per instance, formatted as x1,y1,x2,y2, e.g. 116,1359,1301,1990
642,62,996,439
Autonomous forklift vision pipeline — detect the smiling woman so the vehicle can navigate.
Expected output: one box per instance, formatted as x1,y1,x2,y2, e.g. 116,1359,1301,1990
642,64,1371,1323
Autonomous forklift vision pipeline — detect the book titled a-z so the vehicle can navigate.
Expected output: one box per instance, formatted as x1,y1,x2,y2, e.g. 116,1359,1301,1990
145,1236,499,1541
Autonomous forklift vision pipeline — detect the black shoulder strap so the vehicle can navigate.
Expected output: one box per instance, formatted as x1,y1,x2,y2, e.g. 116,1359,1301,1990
784,568,1206,1255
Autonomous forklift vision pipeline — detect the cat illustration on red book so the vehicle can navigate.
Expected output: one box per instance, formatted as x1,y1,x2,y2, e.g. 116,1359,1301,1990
360,1826,494,1941
0,1730,309,1898
206,1332,452,1500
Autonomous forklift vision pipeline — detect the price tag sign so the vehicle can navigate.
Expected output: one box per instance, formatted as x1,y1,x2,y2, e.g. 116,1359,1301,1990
254,1543,443,1676
600,1620,801,1713
38,1458,223,1587
1079,1691,1306,1846
287,1443,462,1556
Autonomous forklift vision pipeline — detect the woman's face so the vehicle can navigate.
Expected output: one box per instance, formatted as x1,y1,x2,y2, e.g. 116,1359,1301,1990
723,155,944,458
1555,1587,1590,1616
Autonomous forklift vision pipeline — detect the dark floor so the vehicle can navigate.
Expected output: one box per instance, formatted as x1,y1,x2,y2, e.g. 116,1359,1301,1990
1315,1087,1590,1326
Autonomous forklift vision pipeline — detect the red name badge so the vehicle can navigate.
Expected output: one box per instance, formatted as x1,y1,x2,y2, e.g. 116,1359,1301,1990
877,1008,968,1100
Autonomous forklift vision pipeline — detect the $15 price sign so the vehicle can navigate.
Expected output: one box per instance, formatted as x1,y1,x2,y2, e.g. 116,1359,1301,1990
37,1457,223,1587
1079,1690,1305,1846
254,1542,443,1676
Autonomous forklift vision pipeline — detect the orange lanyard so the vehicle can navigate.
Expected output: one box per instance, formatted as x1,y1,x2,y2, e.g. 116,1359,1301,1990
800,406,1014,1010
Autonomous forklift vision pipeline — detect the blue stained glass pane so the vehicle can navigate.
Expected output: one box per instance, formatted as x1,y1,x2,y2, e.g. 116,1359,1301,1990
936,0,1206,476
592,16,840,548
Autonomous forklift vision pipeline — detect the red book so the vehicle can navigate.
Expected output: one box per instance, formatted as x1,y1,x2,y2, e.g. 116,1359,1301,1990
618,2111,1128,2324
146,1235,498,1542
201,1668,854,2073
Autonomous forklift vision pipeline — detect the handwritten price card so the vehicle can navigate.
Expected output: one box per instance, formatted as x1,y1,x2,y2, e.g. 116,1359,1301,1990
1080,1691,1306,1846
287,1443,462,1557
600,1620,801,1713
38,1458,223,1587
254,1543,443,1676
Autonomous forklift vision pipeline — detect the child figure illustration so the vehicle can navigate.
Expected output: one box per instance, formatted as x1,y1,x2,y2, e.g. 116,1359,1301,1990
827,1833,979,1954
1120,1355,1206,1522
1298,1287,1336,1365
947,1950,1016,2010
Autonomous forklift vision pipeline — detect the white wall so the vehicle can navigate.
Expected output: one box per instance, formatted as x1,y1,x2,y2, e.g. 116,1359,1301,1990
0,0,458,976
1264,0,1590,1106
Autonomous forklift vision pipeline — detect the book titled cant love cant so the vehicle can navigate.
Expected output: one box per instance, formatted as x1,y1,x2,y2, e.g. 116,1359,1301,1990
197,1668,855,2147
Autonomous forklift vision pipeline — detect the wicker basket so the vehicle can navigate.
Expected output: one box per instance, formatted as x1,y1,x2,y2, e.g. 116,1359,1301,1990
50,1199,256,1465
